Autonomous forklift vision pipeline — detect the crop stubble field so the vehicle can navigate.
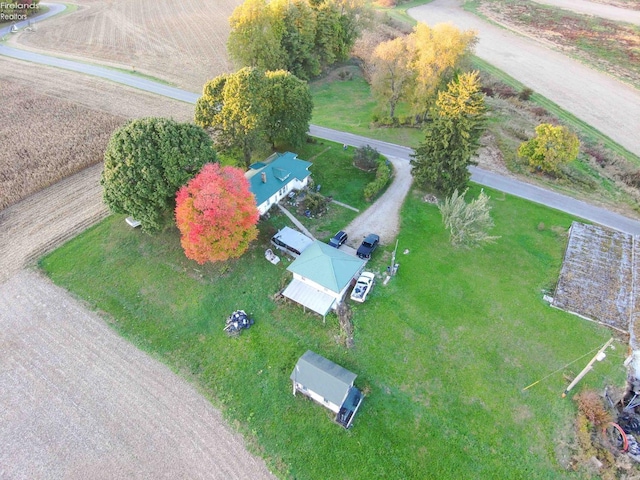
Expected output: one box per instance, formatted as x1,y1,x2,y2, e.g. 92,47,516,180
0,79,126,210
0,57,194,281
14,0,243,92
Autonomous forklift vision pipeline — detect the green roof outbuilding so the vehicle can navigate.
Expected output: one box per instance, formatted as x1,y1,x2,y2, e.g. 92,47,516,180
290,350,356,407
286,241,365,294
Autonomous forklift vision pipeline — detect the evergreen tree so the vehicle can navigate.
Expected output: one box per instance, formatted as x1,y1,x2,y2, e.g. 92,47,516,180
410,72,486,195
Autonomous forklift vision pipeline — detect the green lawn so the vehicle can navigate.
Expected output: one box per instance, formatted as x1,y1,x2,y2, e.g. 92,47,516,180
40,185,624,479
310,68,425,148
294,139,376,211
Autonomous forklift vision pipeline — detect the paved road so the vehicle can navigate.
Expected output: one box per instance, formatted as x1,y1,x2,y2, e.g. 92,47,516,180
409,0,640,158
310,126,640,235
3,0,640,237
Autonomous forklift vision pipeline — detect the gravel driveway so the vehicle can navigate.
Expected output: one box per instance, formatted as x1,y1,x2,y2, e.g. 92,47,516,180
0,270,275,480
409,0,640,157
344,156,413,247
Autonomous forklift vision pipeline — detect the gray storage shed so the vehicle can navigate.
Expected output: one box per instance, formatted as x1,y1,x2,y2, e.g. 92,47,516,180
290,350,364,428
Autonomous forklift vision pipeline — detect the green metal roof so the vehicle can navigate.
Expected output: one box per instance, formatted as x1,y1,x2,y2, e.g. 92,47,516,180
287,241,365,293
290,350,356,406
248,152,311,207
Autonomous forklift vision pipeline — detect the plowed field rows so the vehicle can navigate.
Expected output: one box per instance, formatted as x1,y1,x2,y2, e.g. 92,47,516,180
0,270,276,479
15,0,241,91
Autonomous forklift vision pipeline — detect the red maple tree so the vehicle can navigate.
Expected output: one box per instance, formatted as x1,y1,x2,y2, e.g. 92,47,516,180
175,163,259,264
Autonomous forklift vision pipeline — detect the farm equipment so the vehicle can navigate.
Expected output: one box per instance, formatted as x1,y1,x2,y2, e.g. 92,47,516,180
224,310,254,337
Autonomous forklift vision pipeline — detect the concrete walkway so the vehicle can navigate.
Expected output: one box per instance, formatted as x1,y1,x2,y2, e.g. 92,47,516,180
276,204,316,239
331,200,359,212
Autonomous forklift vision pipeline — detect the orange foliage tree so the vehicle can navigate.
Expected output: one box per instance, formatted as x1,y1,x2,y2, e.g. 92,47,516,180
175,163,259,264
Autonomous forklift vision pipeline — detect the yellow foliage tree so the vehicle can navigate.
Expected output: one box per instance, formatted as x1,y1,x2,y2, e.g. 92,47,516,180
436,70,485,118
370,37,413,118
518,123,580,174
406,22,477,116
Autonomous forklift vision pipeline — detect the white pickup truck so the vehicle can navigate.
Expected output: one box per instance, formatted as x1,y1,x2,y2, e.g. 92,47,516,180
350,272,375,303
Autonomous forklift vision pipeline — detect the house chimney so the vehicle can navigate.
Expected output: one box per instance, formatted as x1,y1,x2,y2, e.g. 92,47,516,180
261,172,267,183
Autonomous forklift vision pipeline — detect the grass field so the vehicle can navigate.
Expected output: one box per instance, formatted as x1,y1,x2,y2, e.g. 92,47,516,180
40,183,626,478
310,65,425,148
310,62,640,218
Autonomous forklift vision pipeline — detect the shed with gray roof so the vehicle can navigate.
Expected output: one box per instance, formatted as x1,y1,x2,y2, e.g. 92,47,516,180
290,350,364,429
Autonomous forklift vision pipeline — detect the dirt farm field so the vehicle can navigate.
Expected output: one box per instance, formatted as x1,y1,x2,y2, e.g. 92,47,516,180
0,270,276,480
12,0,242,92
0,57,195,210
0,56,196,282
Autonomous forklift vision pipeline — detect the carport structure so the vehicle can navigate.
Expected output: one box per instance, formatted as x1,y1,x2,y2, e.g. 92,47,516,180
282,241,365,321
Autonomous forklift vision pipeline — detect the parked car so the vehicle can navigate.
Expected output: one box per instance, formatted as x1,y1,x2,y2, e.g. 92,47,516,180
350,272,375,303
356,233,379,259
328,230,348,248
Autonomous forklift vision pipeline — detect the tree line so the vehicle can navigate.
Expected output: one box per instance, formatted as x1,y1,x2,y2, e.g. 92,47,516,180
228,0,369,80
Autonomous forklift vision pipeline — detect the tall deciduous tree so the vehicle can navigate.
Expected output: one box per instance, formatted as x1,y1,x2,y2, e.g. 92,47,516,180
228,0,368,80
228,0,286,72
370,37,413,118
175,163,259,264
272,0,319,79
406,23,476,117
101,118,217,231
518,123,580,174
264,70,313,148
195,68,312,165
439,188,498,248
195,68,269,167
410,71,486,195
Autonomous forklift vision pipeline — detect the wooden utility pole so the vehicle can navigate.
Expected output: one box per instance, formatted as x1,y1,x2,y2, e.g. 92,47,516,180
562,338,614,398
389,239,399,276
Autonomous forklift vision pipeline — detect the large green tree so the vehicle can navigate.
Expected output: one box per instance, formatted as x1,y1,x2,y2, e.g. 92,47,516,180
227,0,286,72
196,68,269,167
410,71,486,195
264,70,313,148
272,0,319,79
195,68,313,165
101,118,217,231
